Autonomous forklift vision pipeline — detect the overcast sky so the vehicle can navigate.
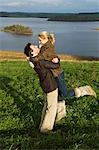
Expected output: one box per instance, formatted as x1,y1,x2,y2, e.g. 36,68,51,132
0,0,99,13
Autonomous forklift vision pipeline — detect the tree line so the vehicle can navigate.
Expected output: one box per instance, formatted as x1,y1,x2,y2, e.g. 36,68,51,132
0,12,99,22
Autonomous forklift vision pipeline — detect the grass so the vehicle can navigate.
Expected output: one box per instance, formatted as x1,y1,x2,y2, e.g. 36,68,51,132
0,61,99,150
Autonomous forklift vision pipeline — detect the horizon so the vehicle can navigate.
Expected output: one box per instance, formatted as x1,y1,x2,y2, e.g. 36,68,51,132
0,11,99,14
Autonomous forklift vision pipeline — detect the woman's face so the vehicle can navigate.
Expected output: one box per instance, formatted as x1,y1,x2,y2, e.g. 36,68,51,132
38,37,48,45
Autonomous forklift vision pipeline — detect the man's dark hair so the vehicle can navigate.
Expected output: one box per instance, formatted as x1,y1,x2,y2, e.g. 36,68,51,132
24,43,31,57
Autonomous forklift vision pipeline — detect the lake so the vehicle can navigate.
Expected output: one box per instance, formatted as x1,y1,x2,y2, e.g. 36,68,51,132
0,17,99,57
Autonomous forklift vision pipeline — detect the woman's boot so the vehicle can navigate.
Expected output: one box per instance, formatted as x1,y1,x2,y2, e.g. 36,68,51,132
75,85,96,98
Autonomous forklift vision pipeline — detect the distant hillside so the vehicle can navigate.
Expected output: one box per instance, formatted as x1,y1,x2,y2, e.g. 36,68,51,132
0,12,99,22
48,13,99,22
0,12,64,18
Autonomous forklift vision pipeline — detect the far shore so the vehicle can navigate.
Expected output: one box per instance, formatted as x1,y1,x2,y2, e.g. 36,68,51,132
0,50,99,62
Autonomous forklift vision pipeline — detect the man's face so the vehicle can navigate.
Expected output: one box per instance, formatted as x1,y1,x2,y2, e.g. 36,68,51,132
30,44,40,56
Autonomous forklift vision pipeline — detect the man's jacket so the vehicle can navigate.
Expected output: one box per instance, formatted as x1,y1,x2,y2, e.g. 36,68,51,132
30,57,59,93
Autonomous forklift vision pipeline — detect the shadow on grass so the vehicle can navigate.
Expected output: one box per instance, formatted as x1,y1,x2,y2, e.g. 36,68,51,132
0,123,98,150
0,76,43,128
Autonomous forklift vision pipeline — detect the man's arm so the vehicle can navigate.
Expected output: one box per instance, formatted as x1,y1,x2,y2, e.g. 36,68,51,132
33,54,45,61
30,46,59,62
30,52,59,64
40,59,60,69
29,54,60,69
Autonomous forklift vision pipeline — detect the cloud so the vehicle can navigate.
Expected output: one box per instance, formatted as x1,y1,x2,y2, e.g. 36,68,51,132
0,2,22,7
0,0,65,7
0,0,75,8
86,0,98,2
0,0,98,12
0,1,27,7
0,0,98,7
25,0,65,6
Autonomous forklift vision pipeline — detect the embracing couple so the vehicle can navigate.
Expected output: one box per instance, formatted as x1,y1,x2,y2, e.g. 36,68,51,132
24,31,96,133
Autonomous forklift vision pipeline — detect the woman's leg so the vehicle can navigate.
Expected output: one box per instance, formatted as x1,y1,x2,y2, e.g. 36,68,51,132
55,71,75,98
40,88,58,133
56,72,96,99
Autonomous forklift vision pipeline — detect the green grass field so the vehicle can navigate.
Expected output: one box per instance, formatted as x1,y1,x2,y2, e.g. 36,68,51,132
0,61,99,150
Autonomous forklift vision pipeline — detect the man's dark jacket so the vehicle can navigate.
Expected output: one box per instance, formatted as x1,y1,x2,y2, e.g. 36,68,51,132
30,57,60,93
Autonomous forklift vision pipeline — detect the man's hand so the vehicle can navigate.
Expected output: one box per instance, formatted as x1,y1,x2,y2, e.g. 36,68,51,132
52,57,59,63
29,61,34,68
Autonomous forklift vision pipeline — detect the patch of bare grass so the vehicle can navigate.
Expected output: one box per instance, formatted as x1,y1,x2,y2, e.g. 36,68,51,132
0,50,99,62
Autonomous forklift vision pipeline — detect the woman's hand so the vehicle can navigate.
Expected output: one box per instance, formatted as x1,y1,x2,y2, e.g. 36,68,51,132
52,57,59,63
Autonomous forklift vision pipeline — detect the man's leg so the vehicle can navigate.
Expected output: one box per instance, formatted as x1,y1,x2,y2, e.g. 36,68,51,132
39,98,47,130
55,100,66,122
40,88,58,133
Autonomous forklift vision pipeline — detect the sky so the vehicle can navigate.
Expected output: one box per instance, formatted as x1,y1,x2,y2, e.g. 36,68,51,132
0,0,99,13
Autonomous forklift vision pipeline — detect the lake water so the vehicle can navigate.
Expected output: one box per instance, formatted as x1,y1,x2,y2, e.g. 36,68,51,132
0,17,99,57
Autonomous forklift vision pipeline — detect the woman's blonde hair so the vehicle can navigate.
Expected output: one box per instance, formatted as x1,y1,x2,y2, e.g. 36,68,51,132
38,31,55,45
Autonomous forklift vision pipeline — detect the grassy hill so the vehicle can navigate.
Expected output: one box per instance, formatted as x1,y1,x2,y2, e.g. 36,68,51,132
0,61,99,150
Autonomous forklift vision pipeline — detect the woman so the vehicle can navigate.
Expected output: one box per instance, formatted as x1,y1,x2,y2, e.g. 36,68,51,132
33,31,96,99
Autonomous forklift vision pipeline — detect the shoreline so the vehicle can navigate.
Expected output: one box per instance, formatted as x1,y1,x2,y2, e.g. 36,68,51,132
0,50,99,62
0,12,99,22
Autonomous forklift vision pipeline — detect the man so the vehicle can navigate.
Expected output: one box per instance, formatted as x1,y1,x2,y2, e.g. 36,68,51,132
24,43,66,133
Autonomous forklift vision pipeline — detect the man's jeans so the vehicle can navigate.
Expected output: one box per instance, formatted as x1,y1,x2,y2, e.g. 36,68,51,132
55,71,75,99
